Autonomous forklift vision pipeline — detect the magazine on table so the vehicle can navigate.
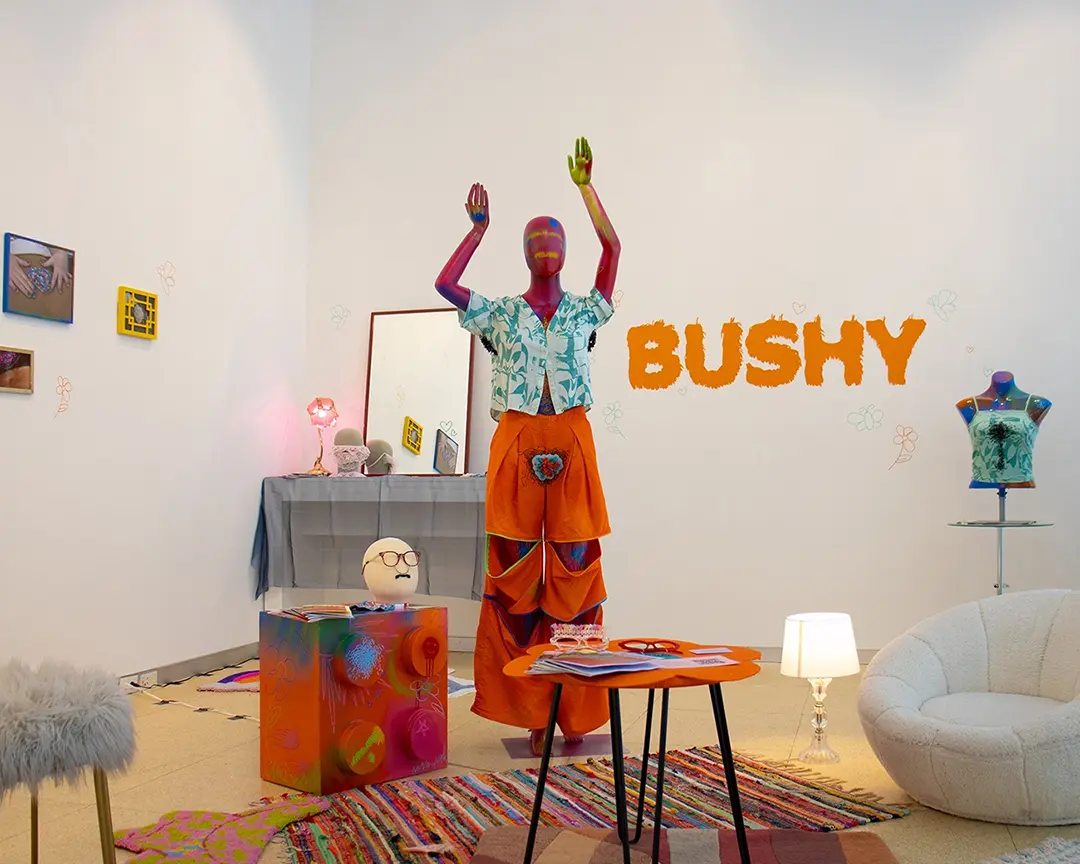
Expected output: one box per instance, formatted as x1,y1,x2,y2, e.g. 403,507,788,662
526,649,738,677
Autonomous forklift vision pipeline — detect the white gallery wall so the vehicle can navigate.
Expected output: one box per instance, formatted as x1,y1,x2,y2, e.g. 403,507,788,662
306,0,1080,650
0,1,312,673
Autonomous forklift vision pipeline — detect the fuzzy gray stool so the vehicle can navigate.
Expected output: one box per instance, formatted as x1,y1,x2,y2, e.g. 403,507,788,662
0,660,135,863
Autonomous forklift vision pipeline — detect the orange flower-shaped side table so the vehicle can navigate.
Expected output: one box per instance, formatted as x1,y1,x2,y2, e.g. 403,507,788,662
504,639,761,864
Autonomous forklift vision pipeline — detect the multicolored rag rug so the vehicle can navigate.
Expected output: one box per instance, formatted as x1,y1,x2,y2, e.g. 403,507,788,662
115,795,329,862
472,827,898,863
282,746,908,864
198,669,260,692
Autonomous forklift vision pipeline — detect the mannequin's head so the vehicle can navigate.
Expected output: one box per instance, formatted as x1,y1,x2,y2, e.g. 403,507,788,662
364,439,394,475
523,216,565,277
362,537,419,603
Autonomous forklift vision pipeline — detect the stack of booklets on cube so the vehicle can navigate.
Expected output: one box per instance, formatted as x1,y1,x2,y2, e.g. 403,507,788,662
274,601,401,622
275,605,355,622
527,649,736,678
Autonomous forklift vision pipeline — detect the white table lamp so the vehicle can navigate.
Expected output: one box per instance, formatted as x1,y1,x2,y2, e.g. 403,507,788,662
781,612,861,764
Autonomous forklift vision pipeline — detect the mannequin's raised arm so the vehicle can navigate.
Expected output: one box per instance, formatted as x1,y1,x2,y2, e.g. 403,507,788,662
435,183,490,312
435,229,482,311
567,139,621,304
579,183,621,303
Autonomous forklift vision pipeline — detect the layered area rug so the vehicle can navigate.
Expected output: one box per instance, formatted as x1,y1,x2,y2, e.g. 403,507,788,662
447,668,477,699
282,746,907,864
115,795,329,862
980,838,1080,863
472,827,898,863
197,669,260,692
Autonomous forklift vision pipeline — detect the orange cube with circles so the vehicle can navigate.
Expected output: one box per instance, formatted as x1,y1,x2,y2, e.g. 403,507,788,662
259,606,448,794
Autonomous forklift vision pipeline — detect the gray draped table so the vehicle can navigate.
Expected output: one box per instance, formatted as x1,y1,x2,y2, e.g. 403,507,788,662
251,475,486,601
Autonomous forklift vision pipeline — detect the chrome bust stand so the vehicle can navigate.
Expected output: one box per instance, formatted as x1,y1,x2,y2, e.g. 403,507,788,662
949,486,1053,595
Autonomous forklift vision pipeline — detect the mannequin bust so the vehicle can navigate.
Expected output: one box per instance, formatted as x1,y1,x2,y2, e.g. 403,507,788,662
362,537,420,604
333,427,369,476
956,370,1051,489
365,439,394,475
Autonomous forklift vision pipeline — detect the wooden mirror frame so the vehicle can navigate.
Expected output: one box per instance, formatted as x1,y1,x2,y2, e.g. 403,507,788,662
362,308,476,475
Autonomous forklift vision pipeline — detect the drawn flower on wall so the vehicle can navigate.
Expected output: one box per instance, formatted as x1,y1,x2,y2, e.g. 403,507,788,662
847,404,884,432
927,289,958,322
156,261,176,295
612,289,624,309
54,376,72,418
603,402,626,438
330,304,351,329
890,424,919,469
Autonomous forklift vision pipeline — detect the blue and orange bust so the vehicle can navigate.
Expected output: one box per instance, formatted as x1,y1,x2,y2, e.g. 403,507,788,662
956,371,1051,489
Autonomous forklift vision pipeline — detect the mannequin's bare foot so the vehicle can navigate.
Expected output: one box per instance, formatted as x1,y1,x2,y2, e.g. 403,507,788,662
563,734,585,746
529,729,546,757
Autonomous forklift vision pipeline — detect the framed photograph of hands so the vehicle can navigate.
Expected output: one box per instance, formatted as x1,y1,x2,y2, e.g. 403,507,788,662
3,232,76,323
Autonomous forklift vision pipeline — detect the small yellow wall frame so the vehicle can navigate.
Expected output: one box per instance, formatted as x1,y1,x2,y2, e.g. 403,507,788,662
117,286,158,340
402,416,423,455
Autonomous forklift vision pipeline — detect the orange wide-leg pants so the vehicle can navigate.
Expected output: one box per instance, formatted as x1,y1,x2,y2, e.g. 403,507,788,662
471,407,611,736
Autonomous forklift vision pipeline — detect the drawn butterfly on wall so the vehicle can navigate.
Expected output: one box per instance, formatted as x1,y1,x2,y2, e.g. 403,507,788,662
847,404,884,432
927,289,958,322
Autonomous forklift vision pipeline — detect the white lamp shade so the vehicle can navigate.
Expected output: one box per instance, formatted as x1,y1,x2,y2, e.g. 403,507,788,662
780,612,860,679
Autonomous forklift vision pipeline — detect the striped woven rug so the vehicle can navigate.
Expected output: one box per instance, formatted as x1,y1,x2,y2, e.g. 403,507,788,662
473,827,899,863
283,747,907,864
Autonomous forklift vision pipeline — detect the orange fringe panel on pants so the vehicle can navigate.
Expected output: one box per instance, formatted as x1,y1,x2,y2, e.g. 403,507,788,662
471,407,611,736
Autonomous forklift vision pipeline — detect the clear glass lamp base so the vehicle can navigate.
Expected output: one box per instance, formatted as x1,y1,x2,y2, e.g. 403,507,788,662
798,735,841,764
799,677,841,764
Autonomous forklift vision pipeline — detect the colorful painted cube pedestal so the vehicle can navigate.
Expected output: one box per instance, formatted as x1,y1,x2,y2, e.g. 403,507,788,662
259,606,448,794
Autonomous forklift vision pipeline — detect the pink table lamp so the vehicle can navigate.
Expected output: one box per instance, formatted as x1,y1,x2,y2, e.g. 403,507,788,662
305,397,339,476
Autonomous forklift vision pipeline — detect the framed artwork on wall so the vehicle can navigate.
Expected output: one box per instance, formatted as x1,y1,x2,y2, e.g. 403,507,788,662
117,286,158,339
0,346,34,394
2,233,75,324
402,416,423,455
433,429,459,475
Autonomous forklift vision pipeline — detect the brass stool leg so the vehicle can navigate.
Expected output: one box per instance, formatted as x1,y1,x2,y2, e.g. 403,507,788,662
29,792,39,864
92,767,117,864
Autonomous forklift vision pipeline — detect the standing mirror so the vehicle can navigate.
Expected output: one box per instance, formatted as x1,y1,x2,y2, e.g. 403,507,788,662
363,309,475,475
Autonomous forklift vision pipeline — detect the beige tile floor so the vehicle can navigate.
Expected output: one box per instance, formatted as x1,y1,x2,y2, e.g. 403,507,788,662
1,657,1076,863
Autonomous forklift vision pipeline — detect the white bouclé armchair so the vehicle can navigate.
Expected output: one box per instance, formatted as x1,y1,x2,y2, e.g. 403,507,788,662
858,589,1080,825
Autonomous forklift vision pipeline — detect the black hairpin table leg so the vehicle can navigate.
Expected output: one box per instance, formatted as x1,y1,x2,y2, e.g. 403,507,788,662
631,688,655,843
710,683,751,864
649,688,671,863
607,689,632,864
523,683,563,864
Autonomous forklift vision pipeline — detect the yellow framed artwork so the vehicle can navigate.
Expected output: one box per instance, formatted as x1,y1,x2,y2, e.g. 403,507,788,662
117,286,158,340
402,416,423,455
0,346,33,394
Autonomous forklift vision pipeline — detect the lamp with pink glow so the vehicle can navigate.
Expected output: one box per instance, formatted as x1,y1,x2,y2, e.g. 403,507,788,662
305,397,339,476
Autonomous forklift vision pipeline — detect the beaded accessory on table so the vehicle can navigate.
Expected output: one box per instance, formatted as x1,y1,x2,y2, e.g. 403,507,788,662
550,623,607,653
